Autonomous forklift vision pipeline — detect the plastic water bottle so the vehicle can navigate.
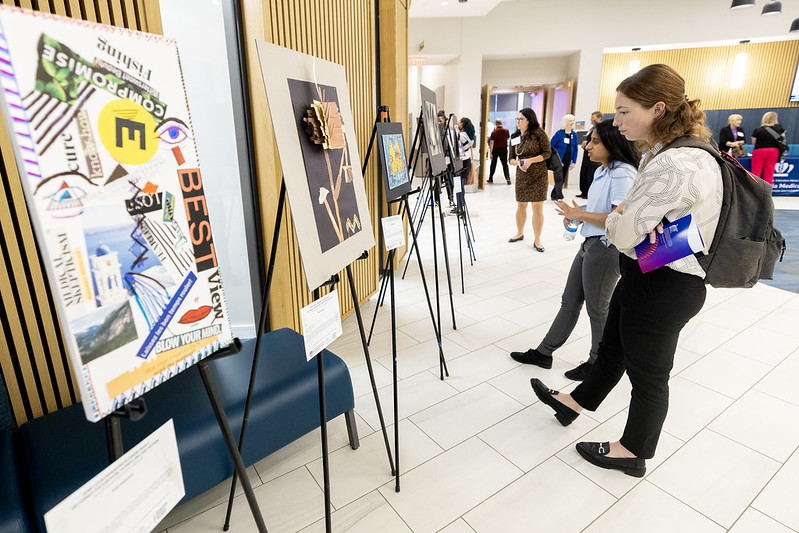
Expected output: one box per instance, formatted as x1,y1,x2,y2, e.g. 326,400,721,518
563,219,579,241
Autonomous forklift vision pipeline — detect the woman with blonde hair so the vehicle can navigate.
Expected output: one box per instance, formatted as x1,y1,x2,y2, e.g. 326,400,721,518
751,111,786,185
531,64,722,477
719,113,745,157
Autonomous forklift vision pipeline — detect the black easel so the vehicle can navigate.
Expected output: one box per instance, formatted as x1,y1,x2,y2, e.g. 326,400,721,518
398,111,457,331
362,106,449,381
222,177,396,532
443,114,476,294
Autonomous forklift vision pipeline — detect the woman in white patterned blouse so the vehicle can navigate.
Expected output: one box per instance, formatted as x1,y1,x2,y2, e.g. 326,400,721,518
530,64,722,478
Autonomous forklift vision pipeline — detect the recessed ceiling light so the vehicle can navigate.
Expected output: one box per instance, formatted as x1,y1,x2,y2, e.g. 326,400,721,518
441,1,449,5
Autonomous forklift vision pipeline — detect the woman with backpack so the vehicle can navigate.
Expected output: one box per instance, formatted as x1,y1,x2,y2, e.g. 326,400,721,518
751,111,787,185
530,64,722,478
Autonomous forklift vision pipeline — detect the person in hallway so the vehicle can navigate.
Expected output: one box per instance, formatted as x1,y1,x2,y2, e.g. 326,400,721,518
531,64,722,478
437,110,456,208
509,119,638,380
719,113,745,157
455,117,475,214
550,114,579,200
508,108,551,252
751,111,786,185
578,111,605,198
488,119,511,184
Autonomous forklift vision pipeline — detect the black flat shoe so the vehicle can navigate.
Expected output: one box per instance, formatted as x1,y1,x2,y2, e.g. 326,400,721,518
530,378,579,426
575,442,646,478
533,243,545,252
506,179,511,185
510,349,552,368
508,235,524,243
564,361,592,381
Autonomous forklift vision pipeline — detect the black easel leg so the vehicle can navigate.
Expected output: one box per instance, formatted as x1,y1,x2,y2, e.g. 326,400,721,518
345,264,395,475
388,254,400,492
457,192,465,294
224,181,287,531
430,189,442,344
367,266,390,345
198,361,268,533
404,196,449,379
434,181,457,331
104,416,123,463
317,353,332,533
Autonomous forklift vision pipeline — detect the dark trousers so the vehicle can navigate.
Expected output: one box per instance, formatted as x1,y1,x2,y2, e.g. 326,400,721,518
489,147,509,180
551,146,571,200
571,254,706,459
579,158,600,197
457,159,471,208
537,237,620,364
550,168,564,200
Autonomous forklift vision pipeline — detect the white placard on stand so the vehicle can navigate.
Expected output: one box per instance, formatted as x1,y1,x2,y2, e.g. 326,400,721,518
453,173,463,193
300,289,343,361
381,215,405,251
44,420,184,533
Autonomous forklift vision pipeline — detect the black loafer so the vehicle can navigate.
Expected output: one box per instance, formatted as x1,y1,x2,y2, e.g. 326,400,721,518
564,361,592,381
508,235,524,243
533,243,545,252
575,442,646,478
530,378,579,426
510,349,552,368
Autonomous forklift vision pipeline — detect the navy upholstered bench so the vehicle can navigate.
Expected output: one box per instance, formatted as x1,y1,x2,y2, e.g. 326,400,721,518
1,427,30,533
16,327,357,533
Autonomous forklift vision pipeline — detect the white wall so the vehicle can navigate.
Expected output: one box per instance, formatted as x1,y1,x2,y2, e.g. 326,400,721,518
410,0,799,129
160,0,257,339
481,56,571,87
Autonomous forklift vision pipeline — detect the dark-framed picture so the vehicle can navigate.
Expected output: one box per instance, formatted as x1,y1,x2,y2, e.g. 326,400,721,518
446,114,463,174
256,41,374,292
419,84,447,176
375,122,411,202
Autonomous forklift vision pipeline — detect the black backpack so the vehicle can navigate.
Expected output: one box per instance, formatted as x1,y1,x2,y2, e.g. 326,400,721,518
663,137,786,288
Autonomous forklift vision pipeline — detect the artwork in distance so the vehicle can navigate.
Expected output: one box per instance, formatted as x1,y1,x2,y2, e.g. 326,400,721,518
375,122,411,202
256,41,374,291
420,84,447,176
0,6,233,421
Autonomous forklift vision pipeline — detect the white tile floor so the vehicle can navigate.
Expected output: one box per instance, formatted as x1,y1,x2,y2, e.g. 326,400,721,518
158,177,799,532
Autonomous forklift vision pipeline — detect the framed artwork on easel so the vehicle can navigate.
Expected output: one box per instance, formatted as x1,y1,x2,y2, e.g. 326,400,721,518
420,84,447,176
255,41,374,291
375,122,411,203
0,6,233,421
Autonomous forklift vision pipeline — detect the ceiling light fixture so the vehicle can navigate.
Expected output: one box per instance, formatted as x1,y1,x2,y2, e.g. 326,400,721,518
761,1,781,15
730,0,756,8
791,18,799,32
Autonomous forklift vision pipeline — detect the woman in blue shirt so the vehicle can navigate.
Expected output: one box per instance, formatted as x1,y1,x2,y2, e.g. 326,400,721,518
510,119,638,381
550,114,579,200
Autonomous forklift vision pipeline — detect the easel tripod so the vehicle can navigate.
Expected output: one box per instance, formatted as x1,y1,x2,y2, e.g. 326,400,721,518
395,110,457,333
220,177,395,533
443,114,476,294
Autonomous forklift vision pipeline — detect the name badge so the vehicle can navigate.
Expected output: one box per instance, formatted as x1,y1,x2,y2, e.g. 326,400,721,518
511,136,521,146
737,131,744,137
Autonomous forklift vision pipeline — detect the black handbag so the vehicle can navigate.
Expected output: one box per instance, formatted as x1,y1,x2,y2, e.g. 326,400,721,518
546,152,563,172
764,126,788,159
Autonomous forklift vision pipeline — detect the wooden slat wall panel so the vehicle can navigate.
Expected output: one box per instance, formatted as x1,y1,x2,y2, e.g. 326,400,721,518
242,0,381,331
598,41,799,113
0,0,155,425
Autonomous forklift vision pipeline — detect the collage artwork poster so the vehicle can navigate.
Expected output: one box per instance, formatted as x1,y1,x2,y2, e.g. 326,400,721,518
0,7,233,421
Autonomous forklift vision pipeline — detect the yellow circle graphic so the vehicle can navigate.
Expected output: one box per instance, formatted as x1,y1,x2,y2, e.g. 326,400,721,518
97,100,158,165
